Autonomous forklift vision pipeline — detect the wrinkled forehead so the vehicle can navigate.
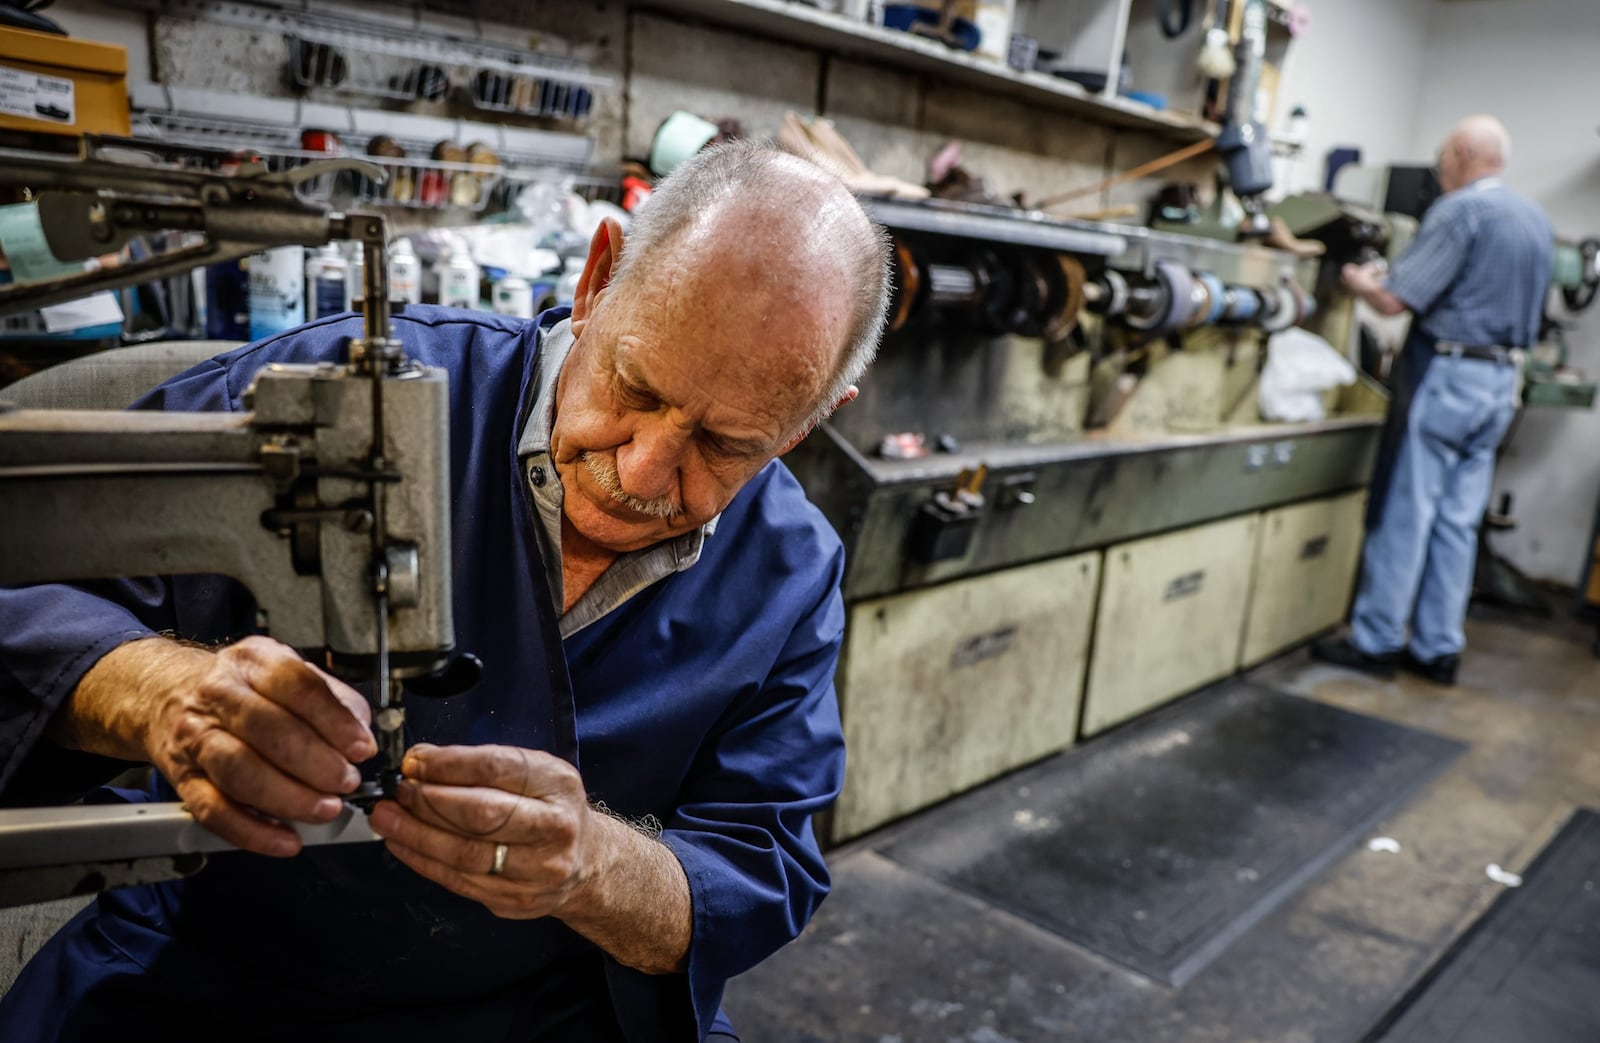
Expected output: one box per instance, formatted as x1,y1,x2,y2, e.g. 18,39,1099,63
619,236,854,405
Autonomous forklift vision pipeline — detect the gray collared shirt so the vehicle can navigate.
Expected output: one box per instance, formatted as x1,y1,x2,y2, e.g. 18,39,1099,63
516,318,717,638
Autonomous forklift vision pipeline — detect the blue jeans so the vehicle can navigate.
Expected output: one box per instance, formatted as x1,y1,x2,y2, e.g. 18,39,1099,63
1351,353,1518,661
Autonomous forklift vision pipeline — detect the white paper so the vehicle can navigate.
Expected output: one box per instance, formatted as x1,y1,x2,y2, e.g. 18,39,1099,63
1485,863,1523,888
0,202,83,283
0,62,75,125
38,291,124,333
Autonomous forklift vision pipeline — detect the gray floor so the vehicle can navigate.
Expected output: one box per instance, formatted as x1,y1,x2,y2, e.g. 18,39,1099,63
724,606,1600,1042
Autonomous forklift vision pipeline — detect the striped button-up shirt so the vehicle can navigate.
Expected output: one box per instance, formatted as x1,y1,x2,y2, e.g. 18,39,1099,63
1386,176,1553,348
516,318,717,638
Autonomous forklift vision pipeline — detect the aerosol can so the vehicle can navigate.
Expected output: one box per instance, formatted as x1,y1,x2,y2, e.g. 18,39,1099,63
305,244,348,320
439,246,480,310
389,238,421,305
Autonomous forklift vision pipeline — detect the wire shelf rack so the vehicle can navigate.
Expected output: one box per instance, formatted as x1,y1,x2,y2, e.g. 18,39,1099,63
137,0,610,121
130,86,595,215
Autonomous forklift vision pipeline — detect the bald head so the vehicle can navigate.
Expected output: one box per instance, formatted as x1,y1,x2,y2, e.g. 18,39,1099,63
1438,115,1510,193
612,140,891,422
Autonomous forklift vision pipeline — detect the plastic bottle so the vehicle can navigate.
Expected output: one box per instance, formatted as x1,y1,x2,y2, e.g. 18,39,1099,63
305,244,348,320
555,256,585,306
389,238,421,305
439,245,481,310
491,274,533,319
247,246,305,340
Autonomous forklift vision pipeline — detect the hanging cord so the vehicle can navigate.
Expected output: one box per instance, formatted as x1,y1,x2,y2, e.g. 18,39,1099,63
1033,138,1215,212
1158,0,1196,37
0,0,63,34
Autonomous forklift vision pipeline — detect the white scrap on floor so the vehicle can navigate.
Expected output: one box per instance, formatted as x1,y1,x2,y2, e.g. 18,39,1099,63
1367,837,1402,854
1485,863,1523,887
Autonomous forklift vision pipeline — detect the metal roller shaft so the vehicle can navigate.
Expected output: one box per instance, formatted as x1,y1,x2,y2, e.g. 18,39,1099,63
926,263,984,306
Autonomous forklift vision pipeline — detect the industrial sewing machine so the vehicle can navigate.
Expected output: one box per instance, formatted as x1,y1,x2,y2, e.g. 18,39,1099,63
0,139,464,906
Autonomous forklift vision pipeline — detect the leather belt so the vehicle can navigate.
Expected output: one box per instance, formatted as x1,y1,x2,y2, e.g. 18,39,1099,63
1436,340,1517,364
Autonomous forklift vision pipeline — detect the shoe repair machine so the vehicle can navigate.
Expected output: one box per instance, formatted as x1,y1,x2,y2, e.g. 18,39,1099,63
793,197,1386,844
0,138,468,905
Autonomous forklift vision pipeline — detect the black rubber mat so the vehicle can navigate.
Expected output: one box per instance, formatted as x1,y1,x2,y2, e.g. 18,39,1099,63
881,681,1464,986
1368,809,1600,1043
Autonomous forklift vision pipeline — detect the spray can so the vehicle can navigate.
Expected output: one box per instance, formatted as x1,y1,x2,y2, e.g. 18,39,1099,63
305,244,348,320
491,274,533,319
248,245,305,340
389,238,421,305
205,258,250,340
439,247,480,310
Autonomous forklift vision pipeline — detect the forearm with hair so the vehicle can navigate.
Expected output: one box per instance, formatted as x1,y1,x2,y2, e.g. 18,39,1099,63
46,636,214,761
559,810,693,975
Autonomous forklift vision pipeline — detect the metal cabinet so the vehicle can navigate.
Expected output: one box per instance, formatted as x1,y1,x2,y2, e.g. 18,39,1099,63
830,552,1101,842
1081,514,1259,736
1239,491,1366,666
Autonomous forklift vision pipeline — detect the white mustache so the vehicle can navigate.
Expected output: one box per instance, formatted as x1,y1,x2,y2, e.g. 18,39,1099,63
580,451,683,520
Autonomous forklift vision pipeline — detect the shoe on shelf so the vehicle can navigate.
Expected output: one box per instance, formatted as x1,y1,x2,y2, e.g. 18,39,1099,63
778,111,930,201
1310,636,1398,678
1401,650,1459,686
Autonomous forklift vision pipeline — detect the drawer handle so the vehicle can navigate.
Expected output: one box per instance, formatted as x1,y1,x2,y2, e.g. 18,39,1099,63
1300,535,1330,560
1164,570,1206,601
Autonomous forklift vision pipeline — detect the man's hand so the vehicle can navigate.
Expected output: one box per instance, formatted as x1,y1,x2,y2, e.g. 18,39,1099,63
54,635,377,857
369,744,601,919
369,743,692,973
1341,261,1381,295
1342,261,1409,316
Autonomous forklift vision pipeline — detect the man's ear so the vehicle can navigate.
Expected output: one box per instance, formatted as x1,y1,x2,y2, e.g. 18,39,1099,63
571,216,626,336
777,386,858,457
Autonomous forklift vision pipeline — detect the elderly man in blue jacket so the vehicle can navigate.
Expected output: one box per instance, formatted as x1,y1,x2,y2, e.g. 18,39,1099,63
0,141,890,1042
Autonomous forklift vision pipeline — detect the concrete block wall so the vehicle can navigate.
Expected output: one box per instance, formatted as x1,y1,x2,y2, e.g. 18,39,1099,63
52,0,1216,220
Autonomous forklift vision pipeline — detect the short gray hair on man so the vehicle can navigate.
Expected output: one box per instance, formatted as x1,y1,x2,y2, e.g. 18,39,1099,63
610,138,893,429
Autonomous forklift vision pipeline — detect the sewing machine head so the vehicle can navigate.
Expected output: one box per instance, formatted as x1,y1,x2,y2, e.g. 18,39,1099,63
0,142,465,798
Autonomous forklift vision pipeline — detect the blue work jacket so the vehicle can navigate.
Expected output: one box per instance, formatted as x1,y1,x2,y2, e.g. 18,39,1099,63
0,307,847,1042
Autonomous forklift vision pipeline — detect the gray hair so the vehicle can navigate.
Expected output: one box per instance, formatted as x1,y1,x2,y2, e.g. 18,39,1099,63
611,139,892,429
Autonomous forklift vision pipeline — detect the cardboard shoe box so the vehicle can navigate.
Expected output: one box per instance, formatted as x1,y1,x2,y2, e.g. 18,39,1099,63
0,26,129,138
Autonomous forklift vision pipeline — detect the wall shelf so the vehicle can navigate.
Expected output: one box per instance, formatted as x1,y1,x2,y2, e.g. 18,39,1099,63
639,0,1219,142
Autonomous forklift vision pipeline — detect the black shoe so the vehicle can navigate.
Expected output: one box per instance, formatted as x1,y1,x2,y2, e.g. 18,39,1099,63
1402,650,1459,686
1311,636,1398,678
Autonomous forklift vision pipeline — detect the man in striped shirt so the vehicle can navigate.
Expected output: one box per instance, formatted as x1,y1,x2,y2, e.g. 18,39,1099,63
1315,115,1552,686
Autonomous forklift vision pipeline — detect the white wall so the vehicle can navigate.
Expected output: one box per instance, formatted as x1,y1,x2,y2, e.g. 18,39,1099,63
1411,0,1600,585
1276,0,1435,194
45,3,151,83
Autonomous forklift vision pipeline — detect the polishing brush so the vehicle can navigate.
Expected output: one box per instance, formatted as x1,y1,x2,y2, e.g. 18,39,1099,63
1197,26,1237,79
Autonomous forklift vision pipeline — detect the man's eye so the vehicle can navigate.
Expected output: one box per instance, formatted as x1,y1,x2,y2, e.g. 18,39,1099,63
703,435,757,461
616,382,657,409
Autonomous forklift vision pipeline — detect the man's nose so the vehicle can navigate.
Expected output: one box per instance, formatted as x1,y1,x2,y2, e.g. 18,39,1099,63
616,421,687,500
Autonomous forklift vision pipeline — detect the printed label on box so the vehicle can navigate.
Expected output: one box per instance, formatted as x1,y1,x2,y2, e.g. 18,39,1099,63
0,63,76,125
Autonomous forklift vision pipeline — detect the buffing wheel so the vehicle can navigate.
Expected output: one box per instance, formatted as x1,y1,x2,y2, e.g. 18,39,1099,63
888,238,922,332
1260,283,1301,333
1046,255,1088,341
